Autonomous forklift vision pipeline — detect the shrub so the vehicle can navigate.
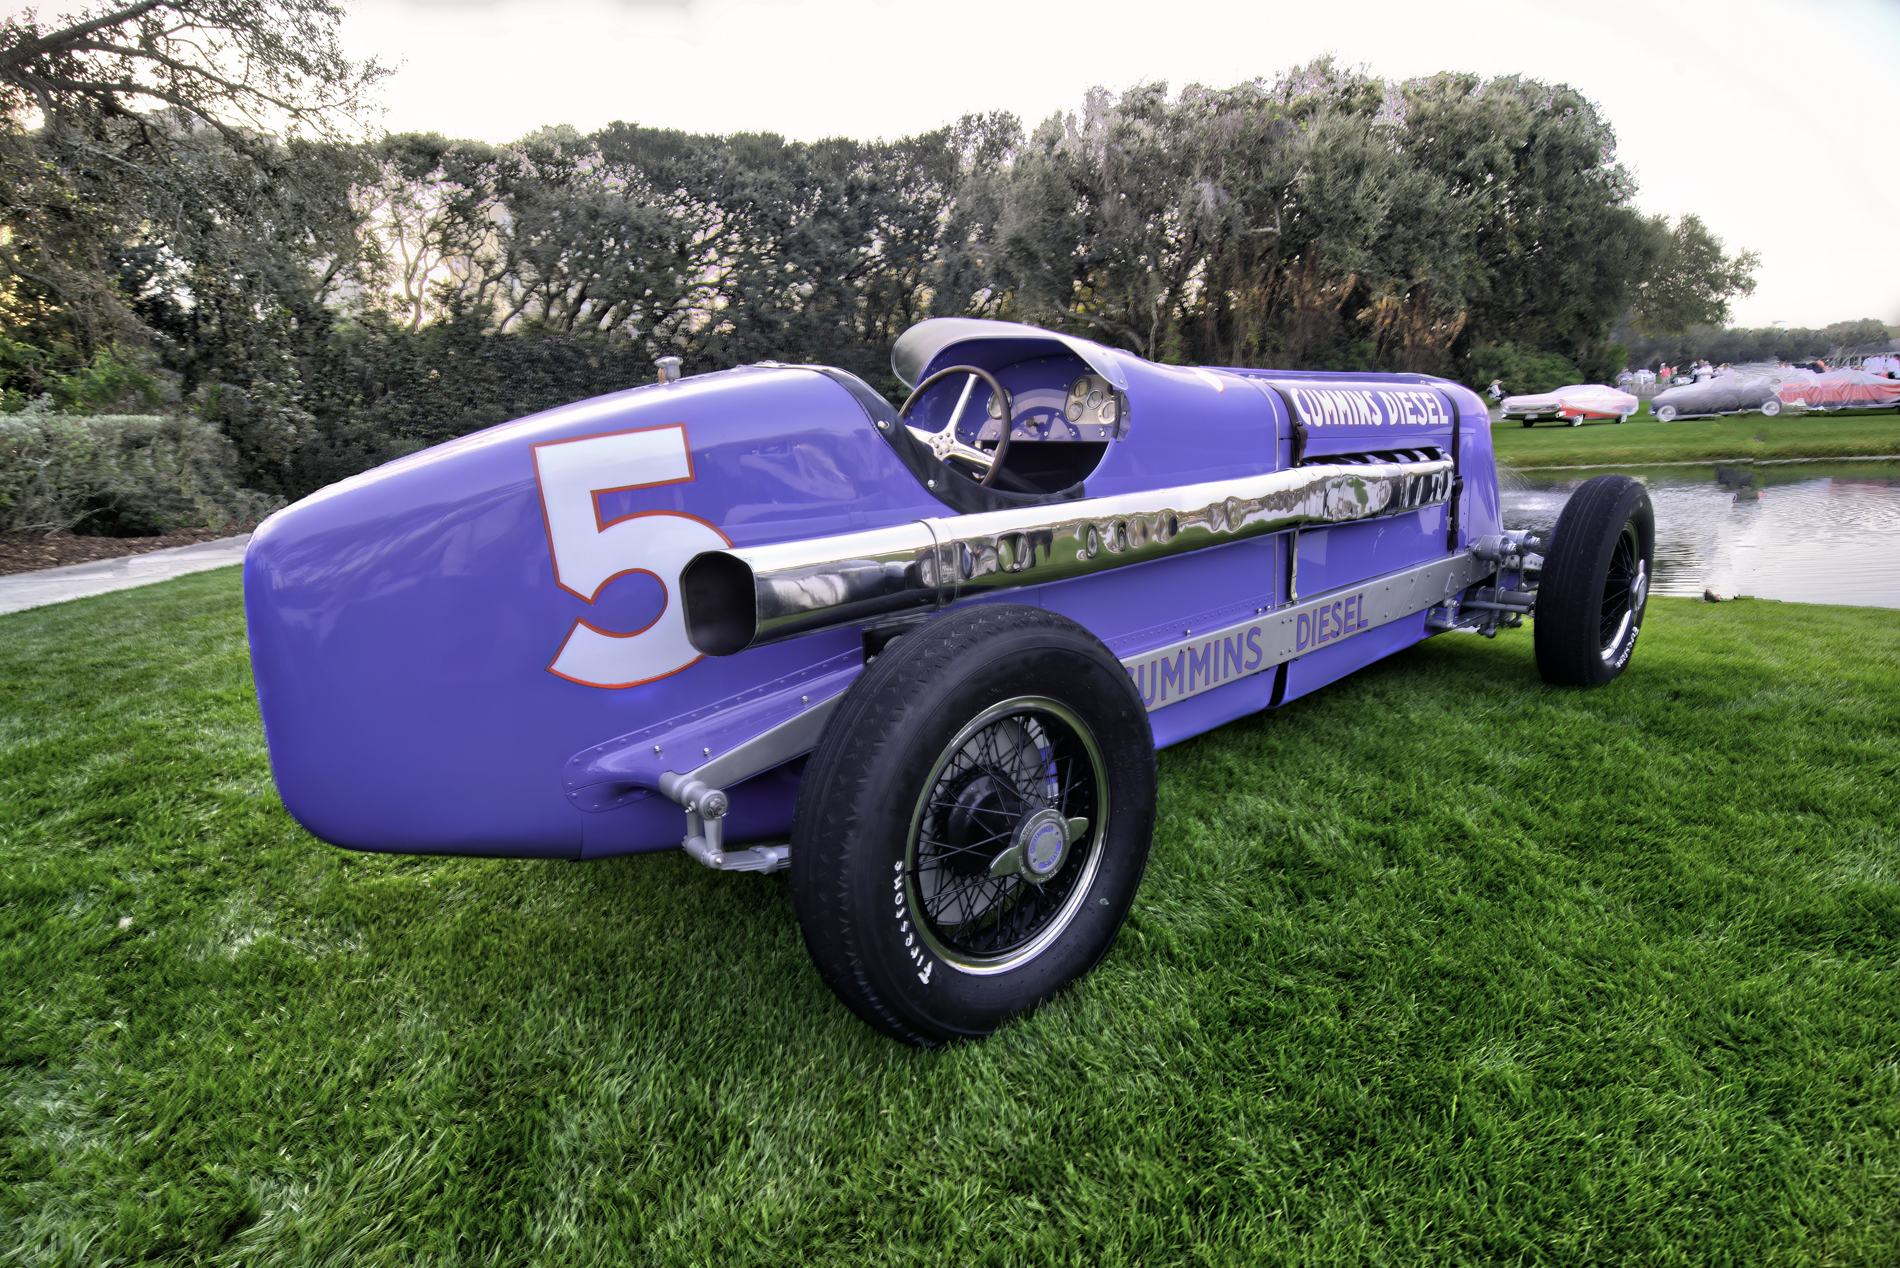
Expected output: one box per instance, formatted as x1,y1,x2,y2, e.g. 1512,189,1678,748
0,401,282,535
1463,343,1583,396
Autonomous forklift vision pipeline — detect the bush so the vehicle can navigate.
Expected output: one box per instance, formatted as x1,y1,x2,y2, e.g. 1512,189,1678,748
0,342,164,415
285,316,662,500
1463,343,1583,396
0,401,282,535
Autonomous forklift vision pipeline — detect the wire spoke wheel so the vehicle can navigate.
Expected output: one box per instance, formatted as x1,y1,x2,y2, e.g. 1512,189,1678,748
1596,522,1647,659
1534,474,1655,687
790,605,1155,1046
907,698,1105,973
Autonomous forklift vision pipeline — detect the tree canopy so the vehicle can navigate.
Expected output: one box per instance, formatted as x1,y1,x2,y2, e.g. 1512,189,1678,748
0,8,1766,502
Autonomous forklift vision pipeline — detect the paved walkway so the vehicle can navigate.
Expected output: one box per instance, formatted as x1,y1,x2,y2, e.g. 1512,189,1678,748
0,534,250,616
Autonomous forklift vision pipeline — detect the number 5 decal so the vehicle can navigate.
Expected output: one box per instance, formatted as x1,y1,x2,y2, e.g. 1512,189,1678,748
532,424,729,688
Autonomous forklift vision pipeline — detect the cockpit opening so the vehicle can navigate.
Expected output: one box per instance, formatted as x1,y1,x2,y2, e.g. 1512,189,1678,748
897,352,1122,496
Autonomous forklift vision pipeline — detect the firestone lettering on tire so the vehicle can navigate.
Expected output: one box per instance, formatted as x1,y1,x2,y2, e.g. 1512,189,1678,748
895,864,935,985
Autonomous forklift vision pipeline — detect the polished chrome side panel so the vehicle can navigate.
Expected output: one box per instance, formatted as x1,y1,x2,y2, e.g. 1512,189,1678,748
740,522,942,644
693,458,1454,652
1121,551,1489,711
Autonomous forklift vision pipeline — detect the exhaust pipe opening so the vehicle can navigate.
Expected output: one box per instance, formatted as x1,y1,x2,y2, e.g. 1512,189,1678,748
681,551,758,656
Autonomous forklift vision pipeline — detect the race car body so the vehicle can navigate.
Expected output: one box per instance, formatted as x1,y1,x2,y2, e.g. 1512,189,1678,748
245,317,1652,1043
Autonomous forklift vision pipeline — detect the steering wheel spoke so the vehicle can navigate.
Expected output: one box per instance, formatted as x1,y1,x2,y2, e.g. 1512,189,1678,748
904,423,998,473
898,365,1014,489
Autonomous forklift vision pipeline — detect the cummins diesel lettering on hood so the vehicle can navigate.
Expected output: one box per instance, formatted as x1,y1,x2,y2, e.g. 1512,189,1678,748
1288,387,1451,428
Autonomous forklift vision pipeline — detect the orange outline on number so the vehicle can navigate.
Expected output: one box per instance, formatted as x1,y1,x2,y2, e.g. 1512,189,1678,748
531,425,732,689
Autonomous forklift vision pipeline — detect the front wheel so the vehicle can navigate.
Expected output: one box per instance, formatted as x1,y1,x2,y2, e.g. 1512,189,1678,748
1760,398,1782,417
1534,475,1655,687
1655,404,1678,422
790,605,1156,1045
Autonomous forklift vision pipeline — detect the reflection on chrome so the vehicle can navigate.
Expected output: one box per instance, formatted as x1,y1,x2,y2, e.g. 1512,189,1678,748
685,458,1454,654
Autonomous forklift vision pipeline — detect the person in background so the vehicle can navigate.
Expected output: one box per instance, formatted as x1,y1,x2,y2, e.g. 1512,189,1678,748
1487,378,1504,401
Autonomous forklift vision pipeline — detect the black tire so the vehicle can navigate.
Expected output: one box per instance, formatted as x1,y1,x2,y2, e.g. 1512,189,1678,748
1521,419,1534,428
790,605,1156,1046
1534,475,1655,687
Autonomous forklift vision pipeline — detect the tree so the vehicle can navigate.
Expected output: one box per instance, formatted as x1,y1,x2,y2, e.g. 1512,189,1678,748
963,65,1654,376
0,1,385,337
1820,317,1890,354
0,1,383,142
1623,213,1759,336
0,2,386,484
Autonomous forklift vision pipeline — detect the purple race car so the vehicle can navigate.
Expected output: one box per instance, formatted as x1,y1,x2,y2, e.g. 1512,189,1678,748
245,318,1654,1045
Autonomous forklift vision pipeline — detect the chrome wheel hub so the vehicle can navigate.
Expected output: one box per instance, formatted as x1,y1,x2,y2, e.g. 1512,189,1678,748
990,807,1089,885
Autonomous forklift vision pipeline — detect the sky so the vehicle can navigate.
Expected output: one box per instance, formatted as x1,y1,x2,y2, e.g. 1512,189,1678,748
18,0,1900,328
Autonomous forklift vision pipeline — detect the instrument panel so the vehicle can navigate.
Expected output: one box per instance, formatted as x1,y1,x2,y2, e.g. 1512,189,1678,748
969,371,1124,444
900,353,1127,447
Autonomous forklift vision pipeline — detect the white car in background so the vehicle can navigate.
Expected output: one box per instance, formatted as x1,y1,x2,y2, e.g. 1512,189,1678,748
1501,384,1640,427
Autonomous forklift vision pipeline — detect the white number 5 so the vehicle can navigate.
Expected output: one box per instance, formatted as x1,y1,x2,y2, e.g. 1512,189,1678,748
532,424,729,688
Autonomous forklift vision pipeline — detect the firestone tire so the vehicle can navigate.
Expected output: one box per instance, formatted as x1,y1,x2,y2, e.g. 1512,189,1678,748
1534,475,1655,687
790,605,1156,1046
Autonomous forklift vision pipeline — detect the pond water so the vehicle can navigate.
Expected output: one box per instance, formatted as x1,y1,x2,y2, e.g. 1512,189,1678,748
1499,459,1900,609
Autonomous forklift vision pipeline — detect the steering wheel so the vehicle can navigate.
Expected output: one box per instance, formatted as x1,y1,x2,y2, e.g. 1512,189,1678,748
898,365,1013,488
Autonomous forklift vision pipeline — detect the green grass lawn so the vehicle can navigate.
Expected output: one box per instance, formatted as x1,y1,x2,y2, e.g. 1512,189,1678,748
4,570,1898,1265
1493,409,1900,469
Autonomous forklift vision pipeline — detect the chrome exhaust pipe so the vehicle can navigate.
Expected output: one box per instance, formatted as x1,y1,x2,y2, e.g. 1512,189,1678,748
682,458,1454,656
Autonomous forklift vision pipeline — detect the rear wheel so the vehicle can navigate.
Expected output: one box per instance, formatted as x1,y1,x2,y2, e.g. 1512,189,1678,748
1760,398,1782,417
1534,475,1654,687
790,605,1156,1045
